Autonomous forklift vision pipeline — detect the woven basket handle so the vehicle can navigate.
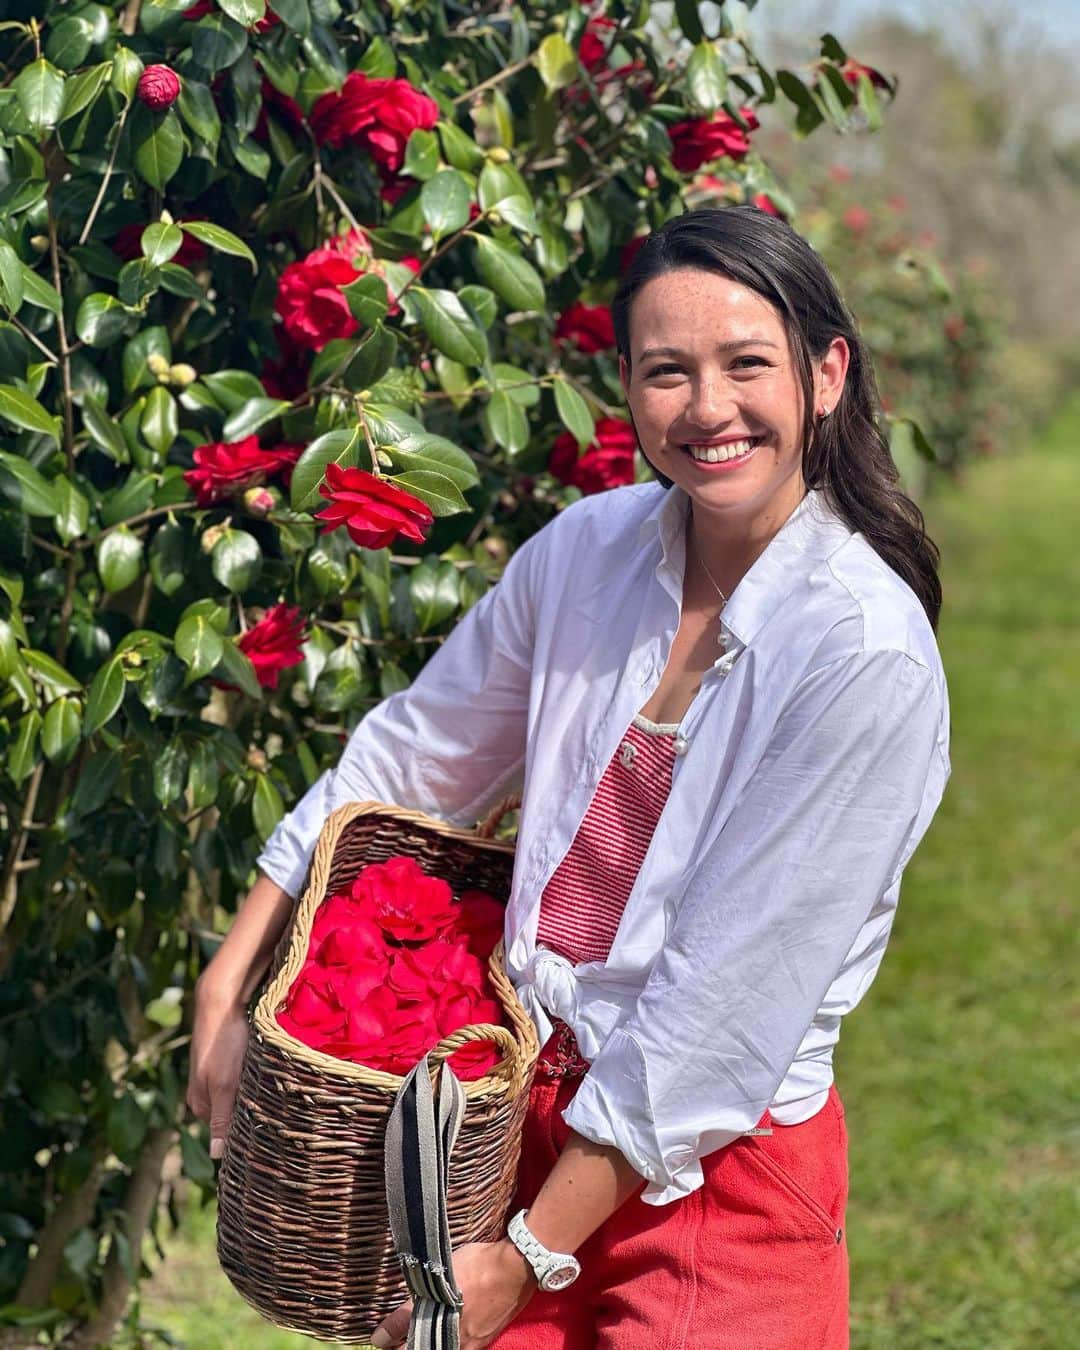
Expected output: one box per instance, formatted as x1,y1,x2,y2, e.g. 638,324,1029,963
427,1022,521,1085
474,793,521,840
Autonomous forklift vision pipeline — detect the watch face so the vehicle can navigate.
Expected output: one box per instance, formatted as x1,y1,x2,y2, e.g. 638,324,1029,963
541,1261,580,1292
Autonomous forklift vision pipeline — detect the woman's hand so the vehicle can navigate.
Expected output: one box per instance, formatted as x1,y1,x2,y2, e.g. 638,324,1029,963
369,1240,536,1349
185,978,250,1159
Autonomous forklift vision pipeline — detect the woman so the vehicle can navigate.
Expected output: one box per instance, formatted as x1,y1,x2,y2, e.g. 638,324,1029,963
189,206,950,1349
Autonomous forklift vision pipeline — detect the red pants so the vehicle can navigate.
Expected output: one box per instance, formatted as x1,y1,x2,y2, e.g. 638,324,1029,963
492,1035,849,1350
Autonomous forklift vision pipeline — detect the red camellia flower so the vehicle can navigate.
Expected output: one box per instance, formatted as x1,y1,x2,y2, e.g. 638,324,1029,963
554,302,616,353
274,246,363,352
751,192,783,218
667,107,759,173
620,234,649,272
839,58,890,91
314,463,433,550
842,205,872,234
579,15,617,73
549,418,637,495
112,222,208,268
235,603,308,691
350,856,460,943
183,435,300,506
452,889,505,956
137,65,181,110
184,0,280,31
309,72,439,174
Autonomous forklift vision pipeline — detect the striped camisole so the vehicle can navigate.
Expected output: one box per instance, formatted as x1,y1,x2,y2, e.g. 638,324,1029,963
535,713,681,965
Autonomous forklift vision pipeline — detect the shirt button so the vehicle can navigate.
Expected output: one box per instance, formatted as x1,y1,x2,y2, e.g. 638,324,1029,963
673,736,689,755
619,741,637,767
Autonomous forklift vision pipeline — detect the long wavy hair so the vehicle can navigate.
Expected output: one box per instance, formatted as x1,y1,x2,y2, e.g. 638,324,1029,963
611,206,942,629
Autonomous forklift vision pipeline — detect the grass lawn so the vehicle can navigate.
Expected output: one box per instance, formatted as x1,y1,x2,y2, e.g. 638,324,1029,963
139,402,1080,1349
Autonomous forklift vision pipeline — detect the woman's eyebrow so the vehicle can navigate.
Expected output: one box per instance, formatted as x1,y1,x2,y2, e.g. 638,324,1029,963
638,339,781,360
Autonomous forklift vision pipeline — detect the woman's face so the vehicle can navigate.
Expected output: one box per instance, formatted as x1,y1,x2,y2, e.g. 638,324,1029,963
619,267,848,530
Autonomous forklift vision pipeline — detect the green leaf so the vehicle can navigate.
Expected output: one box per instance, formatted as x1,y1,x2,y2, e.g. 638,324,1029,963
101,471,155,526
59,62,112,123
0,450,59,515
413,287,487,366
177,77,221,152
483,389,529,455
107,1093,148,1161
190,14,248,74
341,324,398,393
53,478,90,545
409,559,460,632
472,234,544,312
438,121,484,172
232,134,271,179
75,293,130,349
487,195,537,237
459,284,497,329
81,394,128,463
24,649,80,694
222,396,289,441
535,33,577,94
71,746,122,814
41,695,81,765
122,326,171,395
674,0,704,43
181,220,256,270
686,41,728,112
477,161,529,212
153,739,188,806
252,772,283,841
141,222,184,267
290,427,361,511
213,635,263,698
130,104,184,192
403,127,440,180
96,527,143,592
219,0,266,25
13,60,65,134
211,528,262,592
149,518,186,596
391,469,468,517
17,263,62,315
85,654,125,735
200,368,264,411
140,385,179,455
117,257,163,307
45,16,95,72
553,376,596,449
342,273,389,327
381,435,479,491
268,0,310,35
8,710,42,786
111,46,143,100
420,169,471,238
0,384,61,442
180,1130,217,1187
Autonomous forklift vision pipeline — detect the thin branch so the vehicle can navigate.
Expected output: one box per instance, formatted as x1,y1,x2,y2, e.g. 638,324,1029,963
452,54,533,105
80,500,201,549
10,316,58,364
78,101,130,247
0,763,45,946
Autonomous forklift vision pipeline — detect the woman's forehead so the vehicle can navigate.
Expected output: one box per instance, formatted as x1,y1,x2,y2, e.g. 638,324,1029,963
628,268,783,355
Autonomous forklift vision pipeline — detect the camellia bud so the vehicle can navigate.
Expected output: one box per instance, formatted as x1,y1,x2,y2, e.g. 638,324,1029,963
199,522,230,554
242,485,277,518
137,64,182,110
169,363,197,387
487,146,511,164
246,747,268,772
147,353,170,376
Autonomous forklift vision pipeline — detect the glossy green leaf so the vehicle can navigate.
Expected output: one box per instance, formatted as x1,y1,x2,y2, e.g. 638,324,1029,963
141,222,184,267
674,0,704,43
84,654,125,735
177,77,221,151
438,121,484,172
381,434,479,491
96,527,143,592
420,169,472,238
409,559,460,631
24,649,80,694
404,126,440,179
7,710,42,786
222,396,289,441
0,242,25,314
0,450,59,515
42,695,81,765
153,739,189,806
477,161,529,212
45,16,95,71
200,368,264,411
487,195,538,237
473,234,545,311
187,739,221,810
14,60,65,133
213,636,263,698
553,376,596,449
75,293,130,348
290,427,361,511
211,528,262,592
252,772,284,841
268,0,311,35
111,46,143,100
413,287,487,366
70,746,122,814
535,32,577,93
0,384,61,442
149,518,186,596
60,62,112,122
190,14,248,74
686,41,728,112
219,0,266,25
181,220,256,269
18,262,62,315
483,389,529,455
175,612,224,683
140,385,179,455
391,469,468,517
52,478,90,545
342,273,389,327
341,324,398,392
130,104,184,191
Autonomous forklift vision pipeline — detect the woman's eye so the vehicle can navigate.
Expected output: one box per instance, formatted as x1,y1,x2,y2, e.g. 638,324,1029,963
646,364,681,377
733,356,768,369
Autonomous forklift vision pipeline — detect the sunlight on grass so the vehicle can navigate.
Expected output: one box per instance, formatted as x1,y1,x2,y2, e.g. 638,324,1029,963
140,401,1080,1349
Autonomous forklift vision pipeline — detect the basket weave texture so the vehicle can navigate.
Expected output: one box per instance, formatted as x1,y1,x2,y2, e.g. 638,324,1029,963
216,798,539,1344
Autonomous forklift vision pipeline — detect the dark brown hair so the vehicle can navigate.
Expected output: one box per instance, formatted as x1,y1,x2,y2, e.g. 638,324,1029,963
612,206,942,629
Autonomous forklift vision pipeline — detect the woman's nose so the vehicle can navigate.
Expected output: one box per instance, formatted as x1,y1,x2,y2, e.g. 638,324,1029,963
684,376,738,431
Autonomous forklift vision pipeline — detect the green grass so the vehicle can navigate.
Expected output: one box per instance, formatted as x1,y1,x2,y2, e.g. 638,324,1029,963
139,404,1080,1348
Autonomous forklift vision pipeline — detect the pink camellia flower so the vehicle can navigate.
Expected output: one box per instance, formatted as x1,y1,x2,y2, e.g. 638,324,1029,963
549,418,637,495
309,72,438,175
234,603,308,690
315,463,434,550
183,435,299,506
137,65,182,110
842,205,872,234
667,107,759,173
554,302,616,353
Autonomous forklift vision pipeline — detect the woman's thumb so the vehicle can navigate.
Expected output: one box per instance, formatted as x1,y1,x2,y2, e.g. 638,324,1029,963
209,1090,236,1160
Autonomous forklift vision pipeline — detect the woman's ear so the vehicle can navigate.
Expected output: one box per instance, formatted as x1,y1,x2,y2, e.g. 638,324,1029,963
816,336,850,415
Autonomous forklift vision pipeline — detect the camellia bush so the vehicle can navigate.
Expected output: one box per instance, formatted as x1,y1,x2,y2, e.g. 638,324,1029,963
0,1,904,1342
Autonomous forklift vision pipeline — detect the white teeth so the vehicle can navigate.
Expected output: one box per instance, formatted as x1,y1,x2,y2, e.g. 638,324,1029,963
685,438,756,463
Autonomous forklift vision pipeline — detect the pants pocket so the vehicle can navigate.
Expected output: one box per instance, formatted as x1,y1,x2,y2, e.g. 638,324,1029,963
742,1142,844,1244
740,1095,846,1245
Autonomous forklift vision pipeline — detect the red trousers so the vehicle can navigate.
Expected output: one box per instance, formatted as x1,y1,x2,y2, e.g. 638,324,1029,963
492,1035,849,1350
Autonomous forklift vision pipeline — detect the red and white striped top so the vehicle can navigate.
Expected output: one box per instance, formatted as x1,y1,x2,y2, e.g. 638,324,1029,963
535,713,680,965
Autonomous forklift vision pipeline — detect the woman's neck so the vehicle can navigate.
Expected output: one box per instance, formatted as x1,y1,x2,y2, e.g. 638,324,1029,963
685,481,808,600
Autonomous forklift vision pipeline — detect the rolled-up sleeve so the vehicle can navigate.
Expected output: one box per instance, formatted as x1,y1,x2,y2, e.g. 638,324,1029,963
255,535,541,900
562,647,950,1204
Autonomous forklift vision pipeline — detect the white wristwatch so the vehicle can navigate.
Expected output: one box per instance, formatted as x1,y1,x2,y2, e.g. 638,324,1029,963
506,1208,582,1292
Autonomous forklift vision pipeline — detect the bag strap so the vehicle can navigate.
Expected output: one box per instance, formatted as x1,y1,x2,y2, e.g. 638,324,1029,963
384,1055,467,1349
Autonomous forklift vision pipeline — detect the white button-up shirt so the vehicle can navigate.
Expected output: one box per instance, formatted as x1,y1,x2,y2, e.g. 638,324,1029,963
257,482,951,1205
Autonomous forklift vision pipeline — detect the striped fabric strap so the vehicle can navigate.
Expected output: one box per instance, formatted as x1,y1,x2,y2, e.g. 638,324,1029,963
384,1055,466,1349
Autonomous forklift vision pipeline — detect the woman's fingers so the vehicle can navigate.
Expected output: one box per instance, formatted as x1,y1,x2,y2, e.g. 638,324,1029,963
369,1298,412,1347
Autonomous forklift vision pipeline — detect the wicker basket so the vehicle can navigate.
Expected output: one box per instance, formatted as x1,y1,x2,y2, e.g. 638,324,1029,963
216,797,539,1344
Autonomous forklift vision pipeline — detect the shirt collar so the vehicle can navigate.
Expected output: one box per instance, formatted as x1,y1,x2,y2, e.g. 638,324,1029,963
635,483,853,647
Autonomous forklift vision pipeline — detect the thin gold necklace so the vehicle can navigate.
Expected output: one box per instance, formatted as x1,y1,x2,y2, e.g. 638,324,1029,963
689,525,729,647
